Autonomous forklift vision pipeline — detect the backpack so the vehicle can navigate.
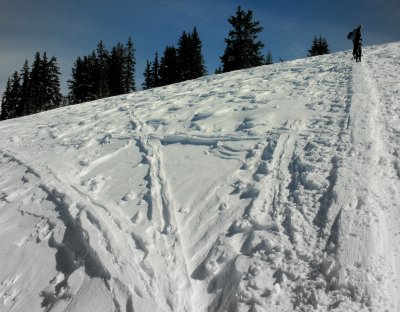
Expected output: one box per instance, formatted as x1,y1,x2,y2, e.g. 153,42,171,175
347,30,355,40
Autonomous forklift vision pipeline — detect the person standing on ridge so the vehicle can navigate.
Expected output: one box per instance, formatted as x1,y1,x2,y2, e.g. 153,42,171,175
348,25,362,62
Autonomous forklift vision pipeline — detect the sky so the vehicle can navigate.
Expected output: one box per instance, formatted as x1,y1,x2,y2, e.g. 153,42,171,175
0,0,399,95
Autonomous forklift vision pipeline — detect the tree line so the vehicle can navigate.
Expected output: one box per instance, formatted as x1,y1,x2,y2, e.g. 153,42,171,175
68,38,135,104
142,27,206,90
1,52,62,120
1,6,330,121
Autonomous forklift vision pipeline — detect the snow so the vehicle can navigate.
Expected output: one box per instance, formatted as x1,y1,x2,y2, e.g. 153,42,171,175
1,42,400,312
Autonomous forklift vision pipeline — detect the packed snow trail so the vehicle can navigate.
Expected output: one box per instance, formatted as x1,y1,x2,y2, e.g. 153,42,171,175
0,42,399,312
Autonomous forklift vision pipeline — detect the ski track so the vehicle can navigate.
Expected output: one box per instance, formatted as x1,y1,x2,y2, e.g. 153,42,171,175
0,43,399,312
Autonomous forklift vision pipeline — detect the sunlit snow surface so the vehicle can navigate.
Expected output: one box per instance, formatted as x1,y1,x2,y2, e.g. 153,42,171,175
1,42,400,312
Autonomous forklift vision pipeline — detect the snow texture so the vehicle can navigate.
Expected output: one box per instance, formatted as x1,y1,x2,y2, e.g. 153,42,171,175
1,42,400,312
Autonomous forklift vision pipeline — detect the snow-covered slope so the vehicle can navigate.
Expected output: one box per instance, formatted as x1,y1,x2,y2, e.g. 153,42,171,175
1,42,399,312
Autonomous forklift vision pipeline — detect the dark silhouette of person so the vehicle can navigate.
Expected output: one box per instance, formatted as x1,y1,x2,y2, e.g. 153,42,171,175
352,25,362,62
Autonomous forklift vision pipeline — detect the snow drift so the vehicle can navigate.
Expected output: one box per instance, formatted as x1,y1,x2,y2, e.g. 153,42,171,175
1,42,400,312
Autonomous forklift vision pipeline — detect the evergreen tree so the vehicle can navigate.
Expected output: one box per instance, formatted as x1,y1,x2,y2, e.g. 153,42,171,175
109,43,126,96
8,71,22,118
124,37,136,93
220,6,265,72
96,40,110,98
1,52,61,117
151,52,160,88
19,60,30,116
1,78,12,120
82,51,100,102
318,36,330,55
42,54,62,110
308,36,319,57
142,60,153,90
0,72,21,119
177,28,207,81
0,78,11,120
69,57,83,103
29,52,44,113
69,55,98,103
159,46,180,86
308,35,330,57
87,52,100,101
28,52,62,112
69,38,136,101
264,50,273,65
177,31,191,81
214,66,223,74
189,27,207,79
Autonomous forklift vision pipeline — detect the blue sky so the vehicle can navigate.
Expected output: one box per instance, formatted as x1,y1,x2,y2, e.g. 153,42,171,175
1,0,399,95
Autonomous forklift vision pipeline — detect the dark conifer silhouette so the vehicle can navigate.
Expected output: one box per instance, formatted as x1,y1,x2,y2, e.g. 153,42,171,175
1,78,12,120
68,54,98,103
220,6,265,72
1,52,61,119
10,71,22,118
96,40,110,98
265,50,273,65
177,28,206,81
307,35,330,57
159,46,180,86
125,37,136,93
188,27,207,79
69,38,136,102
28,52,43,113
0,74,19,120
151,52,161,88
109,43,126,96
28,52,61,113
177,31,192,81
19,60,30,116
142,60,153,90
42,54,62,111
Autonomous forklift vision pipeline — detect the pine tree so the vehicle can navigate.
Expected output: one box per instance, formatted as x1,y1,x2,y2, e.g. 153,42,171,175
308,36,319,57
124,37,136,93
69,55,98,103
177,28,206,81
1,78,14,120
109,43,126,96
29,52,43,113
42,54,62,110
40,52,51,111
20,60,30,116
69,57,84,103
265,50,273,65
0,72,21,119
214,67,223,74
83,51,100,102
318,36,330,55
308,35,330,57
13,70,24,117
29,52,62,112
190,27,207,79
151,52,160,88
1,52,61,117
70,38,135,100
177,31,191,81
142,60,153,90
96,40,110,98
159,46,179,86
220,6,265,72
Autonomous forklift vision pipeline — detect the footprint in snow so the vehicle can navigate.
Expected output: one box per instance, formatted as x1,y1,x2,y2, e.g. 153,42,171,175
191,112,213,122
121,190,136,201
